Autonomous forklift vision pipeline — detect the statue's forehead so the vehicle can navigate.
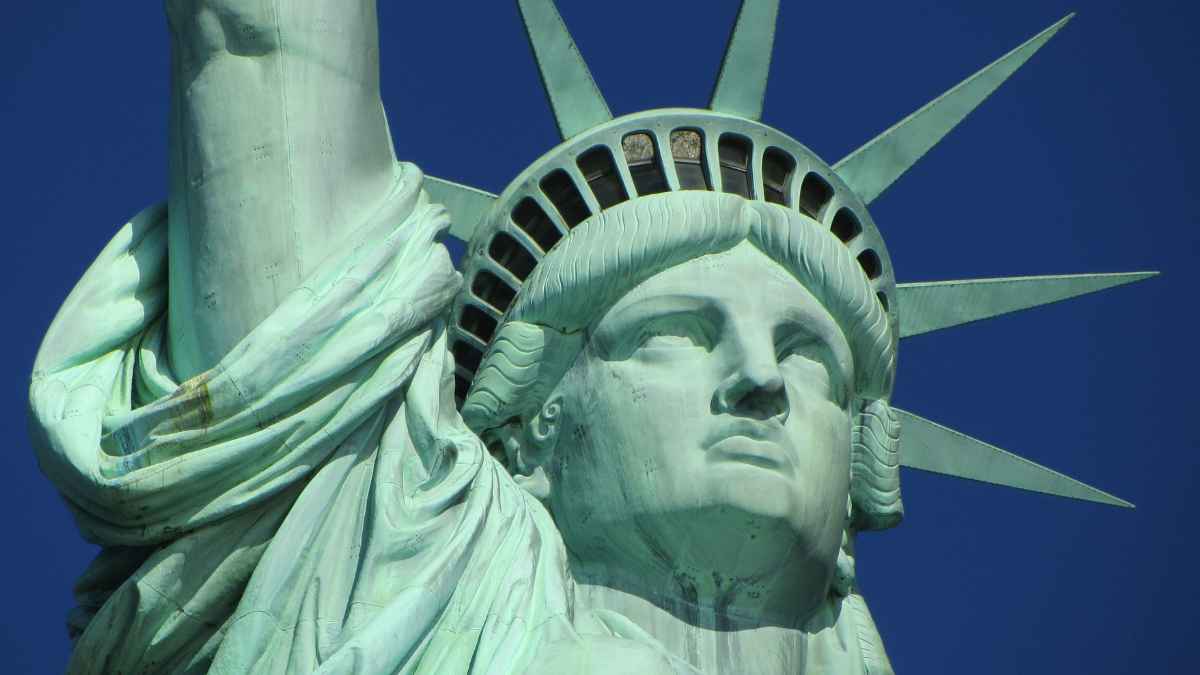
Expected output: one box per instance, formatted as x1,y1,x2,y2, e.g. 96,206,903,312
619,241,803,303
601,241,842,342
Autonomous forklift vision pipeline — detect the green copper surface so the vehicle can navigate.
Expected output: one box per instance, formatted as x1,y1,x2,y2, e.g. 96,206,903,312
27,1,1155,673
897,272,1158,338
425,176,498,243
517,0,613,139
710,0,780,120
835,14,1074,204
895,409,1134,508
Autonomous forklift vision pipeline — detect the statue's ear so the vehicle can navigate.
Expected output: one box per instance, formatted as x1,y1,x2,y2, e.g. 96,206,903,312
484,396,563,501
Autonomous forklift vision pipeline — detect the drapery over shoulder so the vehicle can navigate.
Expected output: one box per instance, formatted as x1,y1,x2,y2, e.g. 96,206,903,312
25,163,580,673
30,163,458,547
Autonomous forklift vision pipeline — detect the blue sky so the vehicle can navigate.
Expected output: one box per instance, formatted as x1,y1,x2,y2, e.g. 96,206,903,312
2,1,1196,672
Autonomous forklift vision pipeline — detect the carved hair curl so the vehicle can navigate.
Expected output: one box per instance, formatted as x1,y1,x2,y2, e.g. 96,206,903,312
851,399,904,530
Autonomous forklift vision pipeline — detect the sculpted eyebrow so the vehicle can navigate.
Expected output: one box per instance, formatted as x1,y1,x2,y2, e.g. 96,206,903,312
590,295,718,353
601,294,715,331
775,313,854,384
774,301,843,343
776,316,839,350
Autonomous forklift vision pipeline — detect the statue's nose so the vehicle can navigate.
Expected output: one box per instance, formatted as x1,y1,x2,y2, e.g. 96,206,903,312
712,346,788,422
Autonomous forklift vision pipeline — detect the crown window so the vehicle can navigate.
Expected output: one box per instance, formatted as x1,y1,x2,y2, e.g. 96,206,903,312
511,197,562,252
798,172,833,219
578,146,628,208
671,129,710,190
831,208,863,243
471,269,517,313
857,249,883,280
539,170,591,229
452,340,484,375
623,132,669,196
762,147,796,206
718,134,754,198
460,304,499,343
488,232,538,281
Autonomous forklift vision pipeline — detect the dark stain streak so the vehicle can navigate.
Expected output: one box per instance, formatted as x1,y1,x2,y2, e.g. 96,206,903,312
173,377,214,432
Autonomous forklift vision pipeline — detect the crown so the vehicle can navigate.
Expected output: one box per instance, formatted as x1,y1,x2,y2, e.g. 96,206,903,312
452,107,898,394
423,0,1154,509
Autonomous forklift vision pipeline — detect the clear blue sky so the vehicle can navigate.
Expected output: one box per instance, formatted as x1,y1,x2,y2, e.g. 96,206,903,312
2,1,1196,672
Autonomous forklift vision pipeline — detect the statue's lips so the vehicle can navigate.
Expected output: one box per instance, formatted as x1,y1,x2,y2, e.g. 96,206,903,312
704,422,792,475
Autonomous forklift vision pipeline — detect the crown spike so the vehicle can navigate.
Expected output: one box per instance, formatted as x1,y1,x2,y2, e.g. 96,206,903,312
898,271,1158,338
835,14,1074,204
517,0,613,139
425,176,499,244
895,409,1133,508
710,0,780,120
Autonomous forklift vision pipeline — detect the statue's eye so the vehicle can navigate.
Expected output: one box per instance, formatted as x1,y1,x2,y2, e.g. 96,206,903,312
776,333,823,364
777,331,835,379
776,331,849,405
635,315,712,351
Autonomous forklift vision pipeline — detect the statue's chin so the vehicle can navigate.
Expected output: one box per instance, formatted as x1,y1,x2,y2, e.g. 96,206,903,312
562,503,838,628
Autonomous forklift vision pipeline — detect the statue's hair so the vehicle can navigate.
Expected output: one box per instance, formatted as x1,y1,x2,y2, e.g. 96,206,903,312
462,191,903,530
462,320,582,431
850,399,904,530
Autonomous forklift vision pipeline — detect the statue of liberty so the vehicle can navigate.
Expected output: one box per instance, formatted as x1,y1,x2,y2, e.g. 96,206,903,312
27,1,1154,673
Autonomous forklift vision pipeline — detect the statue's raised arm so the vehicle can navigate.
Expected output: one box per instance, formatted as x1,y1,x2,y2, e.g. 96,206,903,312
31,3,470,671
164,0,399,379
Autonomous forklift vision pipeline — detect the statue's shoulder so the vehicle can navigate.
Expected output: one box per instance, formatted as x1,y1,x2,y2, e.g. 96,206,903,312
525,635,686,675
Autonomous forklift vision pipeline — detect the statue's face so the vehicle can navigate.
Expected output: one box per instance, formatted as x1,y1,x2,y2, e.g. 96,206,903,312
547,240,854,612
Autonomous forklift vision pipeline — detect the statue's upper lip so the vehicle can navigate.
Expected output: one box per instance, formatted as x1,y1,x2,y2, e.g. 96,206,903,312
704,420,791,473
708,418,783,443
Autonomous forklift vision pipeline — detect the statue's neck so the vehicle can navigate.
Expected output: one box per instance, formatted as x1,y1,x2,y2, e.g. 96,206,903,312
556,517,882,673
567,557,810,629
569,575,873,675
569,576,806,674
